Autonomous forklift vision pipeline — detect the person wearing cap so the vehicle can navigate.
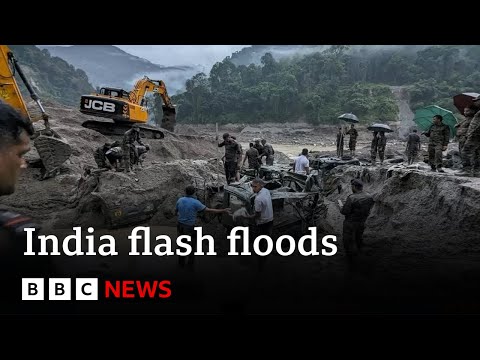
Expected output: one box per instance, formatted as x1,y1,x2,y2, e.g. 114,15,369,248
94,142,113,170
218,133,241,184
422,114,450,173
339,178,374,263
122,124,145,174
458,96,480,176
175,185,230,269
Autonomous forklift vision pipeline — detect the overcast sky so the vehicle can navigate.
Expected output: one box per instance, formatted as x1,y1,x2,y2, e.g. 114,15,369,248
114,45,248,67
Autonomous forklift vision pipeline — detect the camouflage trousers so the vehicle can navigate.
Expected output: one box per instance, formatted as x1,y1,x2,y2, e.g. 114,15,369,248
371,146,385,163
349,139,357,151
461,138,480,170
428,143,443,169
122,143,137,172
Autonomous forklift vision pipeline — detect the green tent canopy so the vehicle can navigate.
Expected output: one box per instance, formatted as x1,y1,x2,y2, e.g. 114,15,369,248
413,105,458,139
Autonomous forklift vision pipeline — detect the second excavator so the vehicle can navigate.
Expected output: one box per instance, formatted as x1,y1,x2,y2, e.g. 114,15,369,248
79,76,176,139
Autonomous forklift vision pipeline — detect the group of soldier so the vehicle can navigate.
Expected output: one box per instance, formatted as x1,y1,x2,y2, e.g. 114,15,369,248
337,124,388,166
336,124,359,158
218,133,275,184
93,124,150,174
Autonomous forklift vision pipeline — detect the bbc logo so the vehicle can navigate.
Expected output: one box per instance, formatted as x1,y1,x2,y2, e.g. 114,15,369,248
22,278,98,300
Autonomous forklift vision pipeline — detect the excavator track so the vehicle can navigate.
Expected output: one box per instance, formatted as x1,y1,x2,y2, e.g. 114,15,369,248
82,120,165,139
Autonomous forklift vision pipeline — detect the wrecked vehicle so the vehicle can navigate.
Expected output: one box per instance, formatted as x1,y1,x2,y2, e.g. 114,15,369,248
219,182,327,238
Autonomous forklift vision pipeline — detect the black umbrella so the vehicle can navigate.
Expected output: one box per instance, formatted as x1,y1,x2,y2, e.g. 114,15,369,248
453,92,480,114
367,123,393,133
338,113,359,123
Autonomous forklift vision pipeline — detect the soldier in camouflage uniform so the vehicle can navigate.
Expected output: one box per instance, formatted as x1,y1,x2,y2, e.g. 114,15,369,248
455,107,476,159
377,132,387,164
261,139,275,165
94,143,113,170
122,124,145,173
336,127,344,158
370,131,379,165
458,97,480,176
405,129,421,165
422,115,450,173
253,139,264,165
339,178,375,262
218,132,241,184
346,124,358,157
242,142,260,176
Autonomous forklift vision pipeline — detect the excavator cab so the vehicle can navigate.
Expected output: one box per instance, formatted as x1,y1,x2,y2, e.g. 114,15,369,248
0,45,72,179
80,75,175,137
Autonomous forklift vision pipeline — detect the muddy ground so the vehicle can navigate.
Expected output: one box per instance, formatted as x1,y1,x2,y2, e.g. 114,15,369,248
2,101,480,316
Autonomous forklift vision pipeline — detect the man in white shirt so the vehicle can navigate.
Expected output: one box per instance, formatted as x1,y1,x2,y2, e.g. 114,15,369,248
294,148,310,175
245,178,274,271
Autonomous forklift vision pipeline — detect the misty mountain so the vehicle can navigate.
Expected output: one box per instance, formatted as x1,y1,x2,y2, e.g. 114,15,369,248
229,45,433,66
37,45,202,95
175,45,480,126
8,45,95,107
230,45,328,66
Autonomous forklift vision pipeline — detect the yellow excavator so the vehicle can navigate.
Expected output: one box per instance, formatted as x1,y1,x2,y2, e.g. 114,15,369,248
0,45,72,179
79,75,176,139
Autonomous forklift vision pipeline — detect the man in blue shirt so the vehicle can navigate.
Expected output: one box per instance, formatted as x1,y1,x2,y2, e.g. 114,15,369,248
175,185,230,269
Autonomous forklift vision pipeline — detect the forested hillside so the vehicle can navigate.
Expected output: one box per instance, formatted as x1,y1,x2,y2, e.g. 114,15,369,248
9,45,94,106
172,45,480,125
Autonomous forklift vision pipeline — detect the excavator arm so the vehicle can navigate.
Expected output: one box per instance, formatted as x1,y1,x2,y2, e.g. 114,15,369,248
0,45,72,179
129,76,176,132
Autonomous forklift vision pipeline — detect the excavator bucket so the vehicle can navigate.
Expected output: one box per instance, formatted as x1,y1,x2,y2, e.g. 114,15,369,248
161,105,176,133
34,135,72,178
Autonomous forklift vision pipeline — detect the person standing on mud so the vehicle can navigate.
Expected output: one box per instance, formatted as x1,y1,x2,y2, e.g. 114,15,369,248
122,124,145,174
243,178,274,272
458,97,480,177
422,115,450,173
175,185,230,269
346,124,358,157
370,131,379,165
231,136,242,181
253,139,264,165
242,142,260,176
0,101,55,312
218,133,241,184
336,127,344,158
371,131,387,165
294,148,310,175
339,178,374,263
405,129,421,165
455,107,476,159
261,139,275,165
